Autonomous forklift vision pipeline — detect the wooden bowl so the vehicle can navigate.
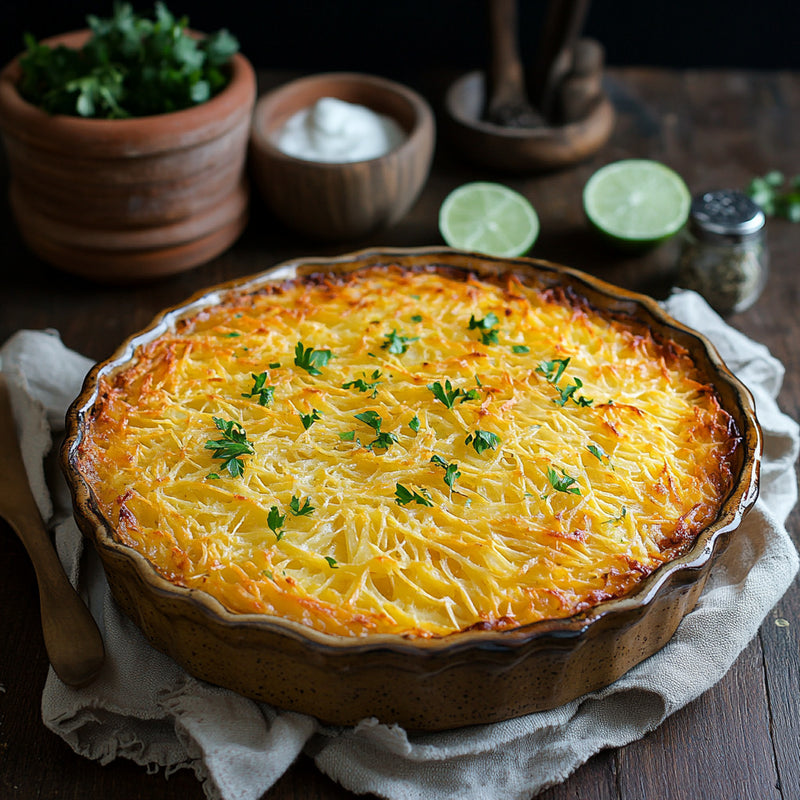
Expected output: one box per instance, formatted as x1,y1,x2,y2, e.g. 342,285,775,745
444,70,615,173
249,73,435,240
61,247,762,731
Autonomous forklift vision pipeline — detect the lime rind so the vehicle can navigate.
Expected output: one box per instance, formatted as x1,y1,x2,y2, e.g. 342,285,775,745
583,159,691,247
439,182,539,258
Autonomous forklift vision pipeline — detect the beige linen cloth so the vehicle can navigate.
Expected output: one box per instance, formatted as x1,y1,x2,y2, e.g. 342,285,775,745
1,289,797,800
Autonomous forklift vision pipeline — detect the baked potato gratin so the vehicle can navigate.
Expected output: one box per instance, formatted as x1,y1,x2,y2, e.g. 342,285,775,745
75,265,739,638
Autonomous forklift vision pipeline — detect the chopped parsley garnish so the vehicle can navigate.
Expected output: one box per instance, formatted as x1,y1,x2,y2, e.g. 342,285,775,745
324,556,339,569
395,483,434,507
338,431,356,441
430,455,461,490
204,417,254,478
469,313,500,344
223,331,241,338
300,409,322,430
354,411,398,451
269,362,281,369
289,495,314,516
555,377,594,407
468,312,500,345
427,379,479,409
587,443,613,468
465,429,500,455
411,314,423,323
267,505,286,540
546,466,581,495
294,342,331,376
511,344,530,354
381,329,419,354
536,357,570,385
409,414,420,432
343,369,382,398
242,372,275,406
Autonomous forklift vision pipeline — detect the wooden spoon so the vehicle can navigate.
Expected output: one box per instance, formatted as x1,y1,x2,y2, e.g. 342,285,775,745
0,372,104,687
484,0,543,128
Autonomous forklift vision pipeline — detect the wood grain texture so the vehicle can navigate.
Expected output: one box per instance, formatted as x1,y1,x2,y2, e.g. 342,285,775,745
0,67,798,800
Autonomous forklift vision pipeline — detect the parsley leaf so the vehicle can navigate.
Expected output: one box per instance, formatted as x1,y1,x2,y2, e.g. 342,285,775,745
294,342,332,376
289,495,315,516
204,417,254,478
427,379,480,409
431,455,461,490
554,377,593,407
353,411,398,451
546,466,581,495
267,505,286,540
242,372,275,406
511,344,530,354
468,312,500,345
536,357,570,384
343,369,382,398
409,414,421,432
324,556,339,568
300,409,322,430
465,429,500,455
381,329,419,354
395,483,434,507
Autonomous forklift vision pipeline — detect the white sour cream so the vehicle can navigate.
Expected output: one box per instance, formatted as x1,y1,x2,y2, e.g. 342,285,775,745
274,96,406,163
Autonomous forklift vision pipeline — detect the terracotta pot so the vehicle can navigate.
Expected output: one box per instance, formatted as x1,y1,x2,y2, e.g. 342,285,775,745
0,30,256,282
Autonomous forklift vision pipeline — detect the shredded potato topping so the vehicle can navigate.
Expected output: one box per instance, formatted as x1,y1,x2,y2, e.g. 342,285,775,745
77,266,739,637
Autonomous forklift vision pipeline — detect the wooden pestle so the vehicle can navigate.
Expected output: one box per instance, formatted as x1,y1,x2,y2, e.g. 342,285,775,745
485,0,543,127
558,38,606,123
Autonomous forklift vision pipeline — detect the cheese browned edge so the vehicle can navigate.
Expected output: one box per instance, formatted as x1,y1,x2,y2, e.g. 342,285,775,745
75,265,739,638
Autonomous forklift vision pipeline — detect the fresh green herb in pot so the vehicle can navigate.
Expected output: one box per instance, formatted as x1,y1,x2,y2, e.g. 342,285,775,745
17,2,240,118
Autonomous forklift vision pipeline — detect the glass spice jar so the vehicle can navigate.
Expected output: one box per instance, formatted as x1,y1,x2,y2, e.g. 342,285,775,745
676,189,768,315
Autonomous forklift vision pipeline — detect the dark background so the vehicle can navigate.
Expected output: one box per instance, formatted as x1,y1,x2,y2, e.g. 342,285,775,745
2,0,797,82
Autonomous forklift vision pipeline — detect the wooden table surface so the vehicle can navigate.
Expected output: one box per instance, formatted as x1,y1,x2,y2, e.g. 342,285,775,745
1,67,798,800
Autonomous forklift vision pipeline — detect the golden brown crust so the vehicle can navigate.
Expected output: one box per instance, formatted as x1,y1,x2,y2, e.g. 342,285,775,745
75,265,739,637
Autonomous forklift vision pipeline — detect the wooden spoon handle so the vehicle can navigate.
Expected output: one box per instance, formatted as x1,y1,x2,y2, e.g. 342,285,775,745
0,374,104,686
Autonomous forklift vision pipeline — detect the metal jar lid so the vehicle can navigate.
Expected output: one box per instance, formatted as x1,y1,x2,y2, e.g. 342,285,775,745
688,189,766,243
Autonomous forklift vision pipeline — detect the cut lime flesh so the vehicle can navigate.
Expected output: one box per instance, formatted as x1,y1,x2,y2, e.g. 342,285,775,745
439,182,539,258
583,160,691,248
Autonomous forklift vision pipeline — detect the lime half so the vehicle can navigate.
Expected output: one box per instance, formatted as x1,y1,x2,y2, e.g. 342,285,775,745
583,159,691,250
439,182,539,257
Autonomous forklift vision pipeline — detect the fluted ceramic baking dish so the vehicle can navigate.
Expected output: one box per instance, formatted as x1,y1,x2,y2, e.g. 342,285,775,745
62,247,761,730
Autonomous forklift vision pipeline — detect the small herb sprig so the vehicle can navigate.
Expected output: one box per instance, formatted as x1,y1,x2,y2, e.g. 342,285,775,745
381,329,418,354
427,379,479,409
343,369,382,398
465,429,500,455
294,342,332,376
469,312,500,345
205,417,254,478
537,357,593,407
268,494,315,540
242,372,275,406
395,483,434,507
746,171,800,222
430,455,461,491
545,466,581,496
353,410,398,451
